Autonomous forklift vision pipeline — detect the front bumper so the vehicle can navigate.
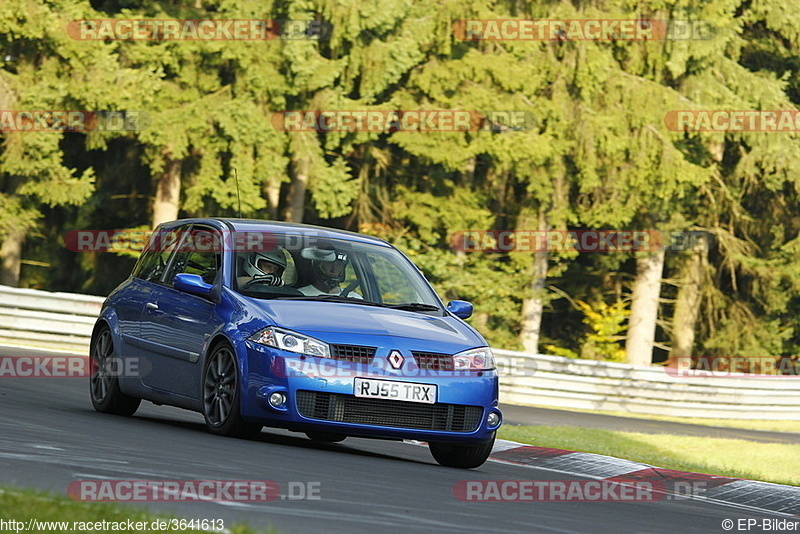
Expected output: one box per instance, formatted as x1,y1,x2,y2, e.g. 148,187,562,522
238,340,501,443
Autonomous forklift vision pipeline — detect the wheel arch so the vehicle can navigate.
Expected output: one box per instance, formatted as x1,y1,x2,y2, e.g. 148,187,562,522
91,318,112,343
205,333,236,361
202,333,244,383
91,306,121,347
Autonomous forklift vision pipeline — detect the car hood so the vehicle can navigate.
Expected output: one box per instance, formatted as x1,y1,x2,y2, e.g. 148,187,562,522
246,299,484,347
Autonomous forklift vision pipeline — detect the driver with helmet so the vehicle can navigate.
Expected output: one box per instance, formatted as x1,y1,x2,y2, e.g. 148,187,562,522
298,246,361,298
237,248,287,289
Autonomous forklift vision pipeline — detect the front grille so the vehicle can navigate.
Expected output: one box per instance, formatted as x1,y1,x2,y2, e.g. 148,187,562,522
296,391,483,432
330,344,376,364
413,351,454,371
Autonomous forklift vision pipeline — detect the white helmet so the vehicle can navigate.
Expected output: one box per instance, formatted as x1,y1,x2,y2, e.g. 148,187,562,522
243,249,287,278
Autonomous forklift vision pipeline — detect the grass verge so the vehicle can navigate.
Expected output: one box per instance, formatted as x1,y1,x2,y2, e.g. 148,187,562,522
0,487,270,533
511,404,800,433
498,424,800,487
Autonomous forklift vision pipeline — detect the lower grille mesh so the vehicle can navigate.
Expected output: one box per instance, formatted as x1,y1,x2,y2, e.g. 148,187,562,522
296,391,483,432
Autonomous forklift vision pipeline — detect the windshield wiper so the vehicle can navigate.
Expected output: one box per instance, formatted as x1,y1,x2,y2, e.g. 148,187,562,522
386,302,441,312
269,295,386,307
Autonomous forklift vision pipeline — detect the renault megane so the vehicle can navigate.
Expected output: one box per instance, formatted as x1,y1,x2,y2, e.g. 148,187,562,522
89,218,501,468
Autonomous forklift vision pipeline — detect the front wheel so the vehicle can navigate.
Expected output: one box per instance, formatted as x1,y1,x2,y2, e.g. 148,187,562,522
202,343,262,439
429,433,495,468
89,326,141,416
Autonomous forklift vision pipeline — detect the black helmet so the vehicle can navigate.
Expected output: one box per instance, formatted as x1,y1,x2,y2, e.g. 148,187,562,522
302,244,348,291
314,250,347,291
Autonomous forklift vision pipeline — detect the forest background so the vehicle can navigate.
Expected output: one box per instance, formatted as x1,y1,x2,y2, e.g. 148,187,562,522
2,0,800,368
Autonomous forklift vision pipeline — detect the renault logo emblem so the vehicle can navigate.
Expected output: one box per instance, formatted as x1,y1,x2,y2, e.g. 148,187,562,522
388,350,404,369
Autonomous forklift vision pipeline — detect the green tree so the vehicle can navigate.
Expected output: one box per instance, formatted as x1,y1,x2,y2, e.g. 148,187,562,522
0,0,158,284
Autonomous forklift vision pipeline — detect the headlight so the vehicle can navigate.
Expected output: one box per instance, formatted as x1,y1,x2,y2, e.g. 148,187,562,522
453,347,495,371
249,327,331,358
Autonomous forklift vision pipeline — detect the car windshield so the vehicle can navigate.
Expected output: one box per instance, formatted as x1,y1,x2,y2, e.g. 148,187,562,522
232,233,442,311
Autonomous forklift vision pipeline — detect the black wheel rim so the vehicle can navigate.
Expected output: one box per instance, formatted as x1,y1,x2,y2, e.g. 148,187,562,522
90,330,113,402
203,347,236,426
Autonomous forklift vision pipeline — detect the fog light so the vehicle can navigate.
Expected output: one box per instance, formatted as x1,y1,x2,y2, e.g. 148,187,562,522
487,412,501,427
268,392,286,408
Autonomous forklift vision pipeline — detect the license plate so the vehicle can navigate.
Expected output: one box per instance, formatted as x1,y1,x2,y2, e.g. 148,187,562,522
354,378,437,404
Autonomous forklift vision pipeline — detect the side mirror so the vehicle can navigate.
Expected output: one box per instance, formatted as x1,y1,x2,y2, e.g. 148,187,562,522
447,300,473,319
174,273,213,296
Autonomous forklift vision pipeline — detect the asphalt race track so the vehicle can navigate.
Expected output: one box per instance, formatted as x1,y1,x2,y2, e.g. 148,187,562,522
0,347,786,533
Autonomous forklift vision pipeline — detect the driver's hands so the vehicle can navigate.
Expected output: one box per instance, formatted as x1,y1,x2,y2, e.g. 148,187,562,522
254,274,284,287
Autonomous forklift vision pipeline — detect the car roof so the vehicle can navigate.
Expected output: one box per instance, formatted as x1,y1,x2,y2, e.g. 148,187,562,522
163,218,392,248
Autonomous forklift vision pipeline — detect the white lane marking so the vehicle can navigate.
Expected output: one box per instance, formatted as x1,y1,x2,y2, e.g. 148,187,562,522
31,444,64,451
0,452,128,466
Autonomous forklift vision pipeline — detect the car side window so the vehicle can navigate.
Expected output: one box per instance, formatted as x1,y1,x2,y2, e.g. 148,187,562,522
132,227,186,284
168,227,221,285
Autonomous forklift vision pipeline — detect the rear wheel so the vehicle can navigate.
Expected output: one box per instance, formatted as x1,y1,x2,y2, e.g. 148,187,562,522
202,343,262,439
89,326,141,416
429,433,495,468
305,431,347,443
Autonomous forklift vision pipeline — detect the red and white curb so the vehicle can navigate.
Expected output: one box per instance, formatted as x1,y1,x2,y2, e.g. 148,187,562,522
490,440,799,516
408,439,799,516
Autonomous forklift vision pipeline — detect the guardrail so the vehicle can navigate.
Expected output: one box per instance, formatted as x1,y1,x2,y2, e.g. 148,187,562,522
1,284,798,420
0,285,104,353
495,349,800,420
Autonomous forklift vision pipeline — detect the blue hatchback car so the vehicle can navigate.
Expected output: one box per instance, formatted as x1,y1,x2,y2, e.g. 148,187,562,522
90,219,501,468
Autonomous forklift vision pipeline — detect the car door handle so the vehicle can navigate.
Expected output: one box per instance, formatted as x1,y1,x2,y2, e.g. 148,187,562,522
146,302,159,311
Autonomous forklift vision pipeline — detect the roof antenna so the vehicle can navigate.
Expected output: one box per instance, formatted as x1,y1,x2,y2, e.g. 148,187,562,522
233,167,242,218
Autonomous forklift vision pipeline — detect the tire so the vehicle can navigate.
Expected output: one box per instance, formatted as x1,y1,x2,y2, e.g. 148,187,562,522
305,431,347,443
89,326,141,416
429,433,495,468
202,343,262,439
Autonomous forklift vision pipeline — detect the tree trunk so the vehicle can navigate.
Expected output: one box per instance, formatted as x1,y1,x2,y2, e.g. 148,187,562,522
625,249,666,365
0,70,17,109
666,234,708,366
151,158,181,228
263,180,281,220
0,229,24,286
284,164,308,223
283,133,312,223
519,207,549,353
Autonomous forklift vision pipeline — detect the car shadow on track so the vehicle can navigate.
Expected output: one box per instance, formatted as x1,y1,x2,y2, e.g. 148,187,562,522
75,405,435,467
